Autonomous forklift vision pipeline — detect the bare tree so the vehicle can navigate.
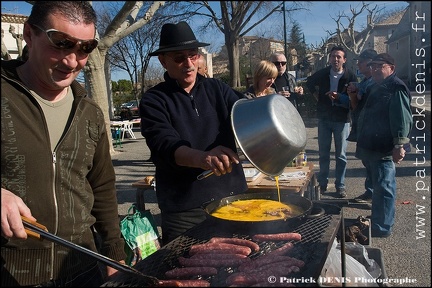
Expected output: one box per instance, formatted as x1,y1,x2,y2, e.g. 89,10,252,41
188,1,307,88
328,2,381,56
83,1,165,154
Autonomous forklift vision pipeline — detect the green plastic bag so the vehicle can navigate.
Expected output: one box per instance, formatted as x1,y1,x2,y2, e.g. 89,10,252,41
120,205,160,266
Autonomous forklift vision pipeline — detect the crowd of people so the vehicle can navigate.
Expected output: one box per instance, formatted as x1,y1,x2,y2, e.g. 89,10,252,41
1,3,413,285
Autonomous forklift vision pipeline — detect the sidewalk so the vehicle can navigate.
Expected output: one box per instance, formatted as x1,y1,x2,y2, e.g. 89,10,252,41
112,114,431,286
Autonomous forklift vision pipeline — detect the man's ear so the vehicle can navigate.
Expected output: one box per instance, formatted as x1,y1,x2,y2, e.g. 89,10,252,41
158,54,167,69
22,23,33,49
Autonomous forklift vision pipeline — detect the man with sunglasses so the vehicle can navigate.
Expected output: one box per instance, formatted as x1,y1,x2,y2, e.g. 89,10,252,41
355,53,412,238
270,52,304,110
1,2,126,286
140,22,247,245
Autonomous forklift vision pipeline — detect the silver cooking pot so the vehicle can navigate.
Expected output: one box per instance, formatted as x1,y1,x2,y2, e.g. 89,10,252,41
231,94,307,176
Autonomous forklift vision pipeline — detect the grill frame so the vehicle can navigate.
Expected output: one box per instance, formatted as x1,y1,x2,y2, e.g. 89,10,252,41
105,202,341,287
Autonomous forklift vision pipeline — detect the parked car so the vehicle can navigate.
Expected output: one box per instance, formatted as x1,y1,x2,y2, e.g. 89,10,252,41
120,100,139,118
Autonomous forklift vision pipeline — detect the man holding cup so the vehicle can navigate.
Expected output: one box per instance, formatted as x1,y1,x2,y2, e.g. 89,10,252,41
270,52,303,110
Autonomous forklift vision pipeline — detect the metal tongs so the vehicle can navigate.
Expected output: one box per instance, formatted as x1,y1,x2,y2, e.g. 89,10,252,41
21,216,159,285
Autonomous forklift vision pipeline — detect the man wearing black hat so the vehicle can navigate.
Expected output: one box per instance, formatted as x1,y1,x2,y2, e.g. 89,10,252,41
139,22,247,245
356,53,413,238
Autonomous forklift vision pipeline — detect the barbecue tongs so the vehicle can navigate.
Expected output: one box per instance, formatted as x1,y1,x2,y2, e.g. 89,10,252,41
21,216,159,285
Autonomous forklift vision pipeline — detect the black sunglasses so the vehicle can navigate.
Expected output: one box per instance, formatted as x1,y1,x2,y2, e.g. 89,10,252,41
273,61,287,66
32,24,98,54
165,52,200,64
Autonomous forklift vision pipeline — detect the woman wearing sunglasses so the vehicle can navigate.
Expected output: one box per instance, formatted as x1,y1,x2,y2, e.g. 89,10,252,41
1,2,126,286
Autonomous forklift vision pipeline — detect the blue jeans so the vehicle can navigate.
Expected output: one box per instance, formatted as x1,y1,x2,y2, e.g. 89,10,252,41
362,159,374,196
363,159,396,235
317,119,350,189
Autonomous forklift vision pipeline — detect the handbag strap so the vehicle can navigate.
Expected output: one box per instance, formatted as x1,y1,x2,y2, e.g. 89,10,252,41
127,204,138,216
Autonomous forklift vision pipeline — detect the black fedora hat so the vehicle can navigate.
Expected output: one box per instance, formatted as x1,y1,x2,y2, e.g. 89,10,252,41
149,21,209,56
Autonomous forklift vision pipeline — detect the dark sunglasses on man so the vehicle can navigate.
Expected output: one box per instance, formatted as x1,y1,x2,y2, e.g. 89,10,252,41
273,61,287,66
164,52,200,64
31,24,98,54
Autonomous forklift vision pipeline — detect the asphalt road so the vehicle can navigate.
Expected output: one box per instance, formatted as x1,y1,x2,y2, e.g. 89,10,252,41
112,99,431,287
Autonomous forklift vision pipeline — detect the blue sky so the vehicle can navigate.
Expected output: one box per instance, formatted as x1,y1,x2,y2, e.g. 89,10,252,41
2,1,408,80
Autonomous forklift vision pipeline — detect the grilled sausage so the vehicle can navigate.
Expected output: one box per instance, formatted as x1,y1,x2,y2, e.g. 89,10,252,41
208,237,260,252
226,265,298,286
238,255,304,272
252,232,302,242
164,266,217,278
178,256,251,268
189,253,247,260
266,242,294,257
158,279,211,287
188,242,252,256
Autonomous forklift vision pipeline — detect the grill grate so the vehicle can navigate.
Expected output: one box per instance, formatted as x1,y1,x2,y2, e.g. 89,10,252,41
104,203,341,287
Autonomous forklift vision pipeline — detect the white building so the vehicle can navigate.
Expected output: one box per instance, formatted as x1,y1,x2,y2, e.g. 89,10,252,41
1,13,28,59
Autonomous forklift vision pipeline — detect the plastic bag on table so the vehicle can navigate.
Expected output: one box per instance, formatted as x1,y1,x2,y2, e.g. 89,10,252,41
319,239,379,287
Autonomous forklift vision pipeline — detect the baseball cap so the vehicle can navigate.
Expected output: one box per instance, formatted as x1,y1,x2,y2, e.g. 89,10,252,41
354,49,377,60
368,53,395,66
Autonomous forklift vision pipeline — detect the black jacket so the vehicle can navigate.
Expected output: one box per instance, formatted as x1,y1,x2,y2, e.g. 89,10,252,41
140,73,248,212
306,66,357,122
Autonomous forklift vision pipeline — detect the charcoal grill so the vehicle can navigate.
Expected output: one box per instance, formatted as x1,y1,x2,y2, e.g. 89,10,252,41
103,202,341,287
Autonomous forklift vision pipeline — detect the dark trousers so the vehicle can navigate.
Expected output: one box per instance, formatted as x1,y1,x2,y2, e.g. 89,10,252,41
161,208,207,246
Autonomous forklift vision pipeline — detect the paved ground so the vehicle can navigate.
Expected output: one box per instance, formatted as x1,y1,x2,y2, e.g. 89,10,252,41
112,93,431,287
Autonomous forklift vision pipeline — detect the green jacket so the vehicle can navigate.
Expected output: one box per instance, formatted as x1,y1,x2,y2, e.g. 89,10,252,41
1,60,126,286
356,72,413,160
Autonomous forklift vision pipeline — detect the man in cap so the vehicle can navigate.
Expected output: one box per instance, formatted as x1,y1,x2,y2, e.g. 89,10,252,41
355,53,413,237
346,49,377,205
139,22,247,245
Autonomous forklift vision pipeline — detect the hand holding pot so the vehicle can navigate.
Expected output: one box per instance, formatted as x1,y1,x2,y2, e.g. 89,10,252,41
196,145,240,177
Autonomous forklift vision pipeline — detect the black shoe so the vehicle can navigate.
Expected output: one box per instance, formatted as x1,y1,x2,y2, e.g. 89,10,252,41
354,193,372,204
319,186,327,194
336,188,347,198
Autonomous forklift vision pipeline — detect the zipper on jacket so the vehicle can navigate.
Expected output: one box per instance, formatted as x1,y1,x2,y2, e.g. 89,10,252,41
190,94,199,116
50,151,58,280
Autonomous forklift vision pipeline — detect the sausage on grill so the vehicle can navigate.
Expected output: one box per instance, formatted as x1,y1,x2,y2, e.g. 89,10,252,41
238,255,304,272
164,266,218,278
188,242,252,256
158,279,211,287
189,253,247,260
252,232,302,242
178,256,251,268
266,242,294,256
208,237,260,252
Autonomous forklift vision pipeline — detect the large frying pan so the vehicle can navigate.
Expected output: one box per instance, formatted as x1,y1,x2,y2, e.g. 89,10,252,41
202,191,318,233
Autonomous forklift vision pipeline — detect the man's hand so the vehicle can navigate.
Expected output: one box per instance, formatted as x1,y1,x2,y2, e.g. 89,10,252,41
1,188,35,239
392,146,405,164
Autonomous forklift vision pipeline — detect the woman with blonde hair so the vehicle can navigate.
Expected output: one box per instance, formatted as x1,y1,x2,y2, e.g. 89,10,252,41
244,60,278,98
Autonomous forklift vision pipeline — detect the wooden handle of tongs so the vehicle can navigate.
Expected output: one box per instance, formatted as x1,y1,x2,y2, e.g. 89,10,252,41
21,215,48,240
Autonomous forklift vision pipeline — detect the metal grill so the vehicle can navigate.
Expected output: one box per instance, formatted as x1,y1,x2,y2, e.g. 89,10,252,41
103,203,341,287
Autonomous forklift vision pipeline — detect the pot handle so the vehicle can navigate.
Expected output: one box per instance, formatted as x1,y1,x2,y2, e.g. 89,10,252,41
306,207,325,219
197,170,214,180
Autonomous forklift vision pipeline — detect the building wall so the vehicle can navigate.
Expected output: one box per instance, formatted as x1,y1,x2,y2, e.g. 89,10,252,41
1,14,28,59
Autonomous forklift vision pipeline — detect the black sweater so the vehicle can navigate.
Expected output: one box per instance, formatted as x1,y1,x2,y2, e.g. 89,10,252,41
306,66,357,122
140,73,248,212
